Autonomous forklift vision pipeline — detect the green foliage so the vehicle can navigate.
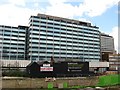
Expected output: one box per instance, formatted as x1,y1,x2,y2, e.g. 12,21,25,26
97,74,120,86
63,82,68,88
69,74,120,89
48,83,53,89
2,70,28,77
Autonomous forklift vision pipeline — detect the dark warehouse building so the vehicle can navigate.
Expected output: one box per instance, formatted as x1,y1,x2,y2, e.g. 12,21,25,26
26,60,95,78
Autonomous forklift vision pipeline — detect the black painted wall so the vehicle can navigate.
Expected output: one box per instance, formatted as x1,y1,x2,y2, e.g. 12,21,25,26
26,61,93,78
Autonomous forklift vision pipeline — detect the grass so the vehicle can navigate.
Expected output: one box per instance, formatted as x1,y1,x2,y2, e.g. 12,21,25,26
69,74,120,89
97,74,120,87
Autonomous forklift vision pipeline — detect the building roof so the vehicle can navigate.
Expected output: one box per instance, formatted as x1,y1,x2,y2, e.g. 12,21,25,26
101,33,113,38
30,13,99,29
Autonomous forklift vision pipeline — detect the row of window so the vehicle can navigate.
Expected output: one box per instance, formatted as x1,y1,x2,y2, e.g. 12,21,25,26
30,37,99,43
30,32,99,38
29,43,99,47
30,25,99,35
1,43,24,45
2,52,25,56
29,41,100,46
2,47,24,50
29,45,100,49
2,57,25,60
0,28,25,32
30,36,100,41
30,24,98,32
30,41,100,46
3,38,25,41
29,53,100,57
30,30,99,38
29,35,99,42
2,51,25,53
29,49,100,53
30,17,98,31
29,56,100,60
3,33,25,37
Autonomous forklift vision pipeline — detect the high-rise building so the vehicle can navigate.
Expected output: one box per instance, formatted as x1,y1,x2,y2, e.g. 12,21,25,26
101,33,115,61
101,33,115,53
28,13,101,62
0,25,28,60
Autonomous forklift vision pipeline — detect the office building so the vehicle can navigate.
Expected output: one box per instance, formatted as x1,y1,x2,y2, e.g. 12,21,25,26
0,25,28,60
109,54,120,71
28,13,100,62
101,33,115,53
101,33,115,61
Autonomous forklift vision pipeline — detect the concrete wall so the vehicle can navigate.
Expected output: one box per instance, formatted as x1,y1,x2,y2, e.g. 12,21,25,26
89,62,109,67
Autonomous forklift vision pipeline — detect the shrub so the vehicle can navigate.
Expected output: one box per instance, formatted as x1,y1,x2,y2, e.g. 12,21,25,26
2,70,29,77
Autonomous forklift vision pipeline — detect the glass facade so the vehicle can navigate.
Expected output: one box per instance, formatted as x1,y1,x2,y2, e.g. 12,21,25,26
28,14,101,61
101,33,115,53
0,25,28,60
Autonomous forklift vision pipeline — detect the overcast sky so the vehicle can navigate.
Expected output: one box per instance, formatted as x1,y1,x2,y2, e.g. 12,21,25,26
0,0,119,52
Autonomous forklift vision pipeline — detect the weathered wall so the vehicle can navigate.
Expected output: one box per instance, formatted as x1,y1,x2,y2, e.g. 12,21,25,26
2,77,98,88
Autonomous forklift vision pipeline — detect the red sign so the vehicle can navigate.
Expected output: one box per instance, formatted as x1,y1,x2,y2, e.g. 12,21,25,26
40,67,53,71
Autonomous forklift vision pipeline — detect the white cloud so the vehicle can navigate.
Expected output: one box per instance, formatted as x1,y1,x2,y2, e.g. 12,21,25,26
0,3,41,26
45,0,83,18
46,2,78,18
8,0,26,6
34,2,39,7
109,26,118,53
48,0,67,5
81,0,118,17
45,0,119,18
0,0,119,27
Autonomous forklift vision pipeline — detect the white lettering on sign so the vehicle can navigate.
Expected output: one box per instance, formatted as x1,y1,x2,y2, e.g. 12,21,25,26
43,64,50,67
40,67,53,71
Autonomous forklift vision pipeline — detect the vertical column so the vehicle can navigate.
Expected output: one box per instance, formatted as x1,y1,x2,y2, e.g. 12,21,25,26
45,17,48,60
30,17,33,61
88,29,90,61
9,26,12,60
72,21,73,60
0,27,3,60
52,18,55,59
38,18,41,61
59,20,61,60
82,28,85,61
17,27,19,60
65,21,67,60
77,23,79,60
